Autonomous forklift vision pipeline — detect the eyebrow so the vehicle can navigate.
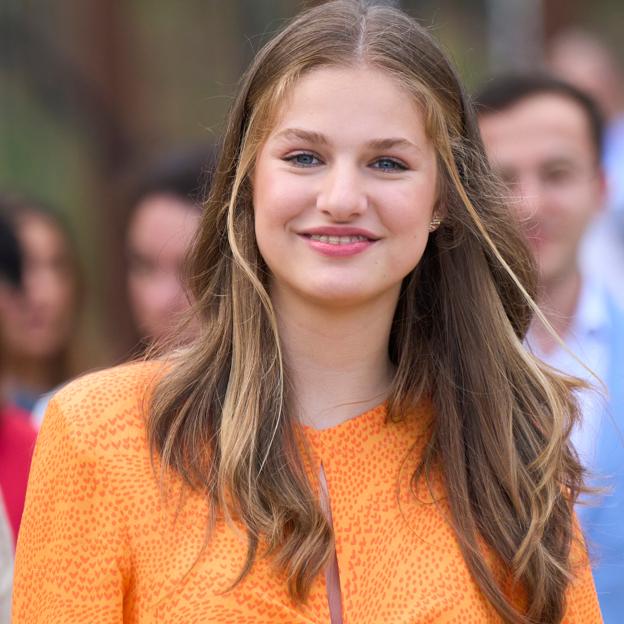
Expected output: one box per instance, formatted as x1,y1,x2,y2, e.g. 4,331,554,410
539,156,577,168
273,127,421,152
275,128,329,145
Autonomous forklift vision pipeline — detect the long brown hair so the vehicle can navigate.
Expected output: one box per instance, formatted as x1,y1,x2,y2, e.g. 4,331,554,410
148,2,586,622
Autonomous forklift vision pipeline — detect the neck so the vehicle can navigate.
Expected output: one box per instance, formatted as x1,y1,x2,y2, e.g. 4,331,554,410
531,267,582,354
273,287,398,430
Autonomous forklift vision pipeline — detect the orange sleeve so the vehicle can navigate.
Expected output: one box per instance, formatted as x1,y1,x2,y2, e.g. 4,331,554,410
562,519,604,623
12,398,130,623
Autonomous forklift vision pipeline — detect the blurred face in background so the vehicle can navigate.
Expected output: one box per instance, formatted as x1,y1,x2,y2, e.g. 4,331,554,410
479,93,606,289
0,212,79,362
126,193,201,343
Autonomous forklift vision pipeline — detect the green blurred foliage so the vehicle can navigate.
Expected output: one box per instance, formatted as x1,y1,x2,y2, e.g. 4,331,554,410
0,0,622,361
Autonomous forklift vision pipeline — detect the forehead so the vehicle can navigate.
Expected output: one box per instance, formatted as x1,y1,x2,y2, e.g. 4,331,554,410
128,194,200,251
267,65,429,144
479,93,596,168
18,214,67,256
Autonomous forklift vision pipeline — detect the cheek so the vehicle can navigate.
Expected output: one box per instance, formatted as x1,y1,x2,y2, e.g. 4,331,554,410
52,277,75,309
381,185,436,271
253,175,311,267
554,195,594,236
128,275,152,310
254,171,308,227
378,184,436,233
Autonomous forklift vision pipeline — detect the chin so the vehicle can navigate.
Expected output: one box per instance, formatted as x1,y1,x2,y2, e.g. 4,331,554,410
300,282,397,310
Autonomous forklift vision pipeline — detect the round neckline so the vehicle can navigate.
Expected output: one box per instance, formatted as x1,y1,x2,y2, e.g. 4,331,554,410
301,401,388,437
300,398,434,443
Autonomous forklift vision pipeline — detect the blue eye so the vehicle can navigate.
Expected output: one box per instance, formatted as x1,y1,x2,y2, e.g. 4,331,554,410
285,152,321,167
373,158,407,172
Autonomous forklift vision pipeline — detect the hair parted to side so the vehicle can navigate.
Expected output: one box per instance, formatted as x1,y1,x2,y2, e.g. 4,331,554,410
148,2,587,622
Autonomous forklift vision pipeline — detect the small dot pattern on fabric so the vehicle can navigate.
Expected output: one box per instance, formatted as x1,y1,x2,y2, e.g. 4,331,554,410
12,362,603,623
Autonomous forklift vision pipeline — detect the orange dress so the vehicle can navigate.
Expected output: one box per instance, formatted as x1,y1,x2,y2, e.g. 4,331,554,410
12,362,602,623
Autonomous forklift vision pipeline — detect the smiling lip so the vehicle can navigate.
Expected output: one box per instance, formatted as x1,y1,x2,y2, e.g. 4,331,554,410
298,227,379,257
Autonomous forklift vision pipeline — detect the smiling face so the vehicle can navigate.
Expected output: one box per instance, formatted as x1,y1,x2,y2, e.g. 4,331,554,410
252,65,439,311
479,93,605,289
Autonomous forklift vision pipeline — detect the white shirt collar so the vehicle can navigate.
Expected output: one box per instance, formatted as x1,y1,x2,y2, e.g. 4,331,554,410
568,274,610,341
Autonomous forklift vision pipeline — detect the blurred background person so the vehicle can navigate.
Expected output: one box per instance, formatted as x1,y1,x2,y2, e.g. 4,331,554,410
123,146,214,351
0,211,37,561
547,29,624,306
477,74,624,622
0,196,83,419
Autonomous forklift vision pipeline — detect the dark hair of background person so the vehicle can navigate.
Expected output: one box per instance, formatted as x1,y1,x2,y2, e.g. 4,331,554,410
126,145,216,217
475,73,605,160
148,2,587,623
120,144,217,353
0,212,23,289
0,211,23,384
0,194,85,398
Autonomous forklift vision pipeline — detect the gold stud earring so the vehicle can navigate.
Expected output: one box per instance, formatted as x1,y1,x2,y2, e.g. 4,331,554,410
428,215,442,232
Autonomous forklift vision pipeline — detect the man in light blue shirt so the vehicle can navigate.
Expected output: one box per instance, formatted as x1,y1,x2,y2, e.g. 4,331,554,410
547,30,624,309
478,74,624,622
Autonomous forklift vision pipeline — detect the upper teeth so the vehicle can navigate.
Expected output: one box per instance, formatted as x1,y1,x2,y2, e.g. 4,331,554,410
309,234,369,244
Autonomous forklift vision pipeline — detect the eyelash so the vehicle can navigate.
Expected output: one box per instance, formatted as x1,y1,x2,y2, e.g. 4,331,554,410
372,158,407,172
284,152,322,167
283,152,408,172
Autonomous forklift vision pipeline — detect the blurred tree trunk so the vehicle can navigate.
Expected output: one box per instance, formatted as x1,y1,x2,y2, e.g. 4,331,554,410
71,0,140,361
543,0,581,38
486,0,544,72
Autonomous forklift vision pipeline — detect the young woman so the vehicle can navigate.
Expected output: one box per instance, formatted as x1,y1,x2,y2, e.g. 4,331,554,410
13,2,601,622
0,195,84,419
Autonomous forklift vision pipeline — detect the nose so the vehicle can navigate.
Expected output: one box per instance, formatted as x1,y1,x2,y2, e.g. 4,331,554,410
316,161,368,220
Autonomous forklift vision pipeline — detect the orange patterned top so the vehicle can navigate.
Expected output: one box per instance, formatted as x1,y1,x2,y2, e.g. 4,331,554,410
13,362,602,623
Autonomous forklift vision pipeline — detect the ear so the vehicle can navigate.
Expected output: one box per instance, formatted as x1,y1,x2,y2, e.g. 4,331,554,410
428,211,443,233
428,196,447,231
